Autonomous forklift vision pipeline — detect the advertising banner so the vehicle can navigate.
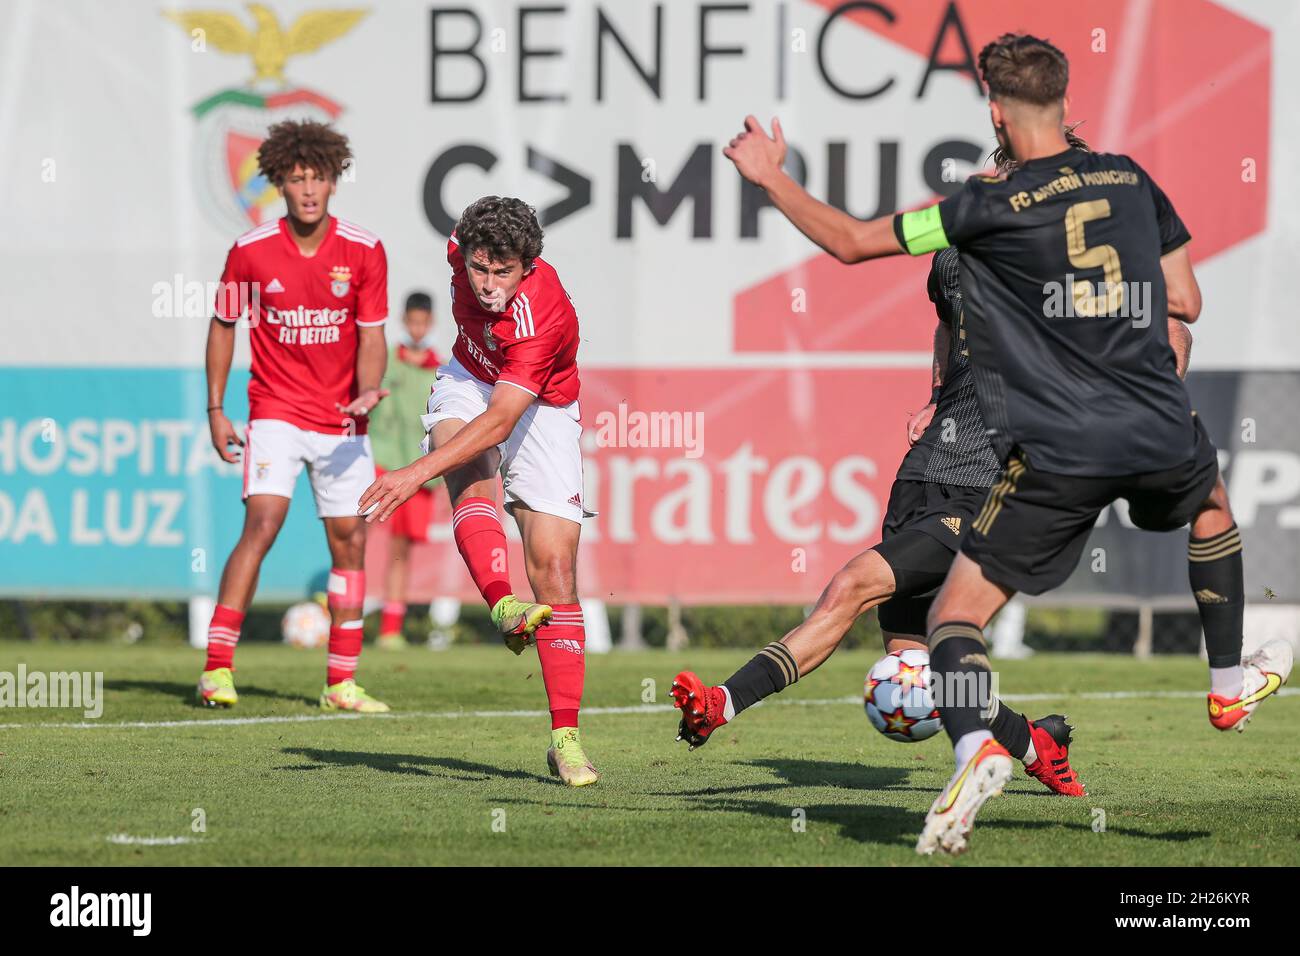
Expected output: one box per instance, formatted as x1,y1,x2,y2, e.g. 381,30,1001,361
2,1,1295,603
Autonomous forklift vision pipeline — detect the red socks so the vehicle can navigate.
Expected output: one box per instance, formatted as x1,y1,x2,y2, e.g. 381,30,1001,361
450,498,588,729
327,619,364,685
207,571,368,686
452,497,513,610
204,604,244,671
380,601,405,637
327,568,365,685
536,603,586,728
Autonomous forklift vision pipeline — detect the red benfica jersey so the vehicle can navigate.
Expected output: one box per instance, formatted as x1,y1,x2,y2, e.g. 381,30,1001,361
214,216,388,434
447,234,580,405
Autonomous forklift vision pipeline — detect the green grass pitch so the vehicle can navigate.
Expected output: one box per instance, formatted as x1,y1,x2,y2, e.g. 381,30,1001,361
0,641,1296,866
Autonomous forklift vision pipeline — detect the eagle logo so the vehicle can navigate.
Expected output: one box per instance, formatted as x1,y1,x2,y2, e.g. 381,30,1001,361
163,4,368,87
163,4,369,233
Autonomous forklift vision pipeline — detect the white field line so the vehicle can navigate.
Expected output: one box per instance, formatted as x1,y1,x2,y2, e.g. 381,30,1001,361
0,688,1293,731
106,834,204,846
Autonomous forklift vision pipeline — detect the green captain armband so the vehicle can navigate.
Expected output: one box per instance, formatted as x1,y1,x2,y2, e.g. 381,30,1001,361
895,204,950,256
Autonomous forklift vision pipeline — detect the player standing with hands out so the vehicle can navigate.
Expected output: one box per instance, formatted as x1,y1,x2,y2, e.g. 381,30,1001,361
359,197,599,787
200,119,392,714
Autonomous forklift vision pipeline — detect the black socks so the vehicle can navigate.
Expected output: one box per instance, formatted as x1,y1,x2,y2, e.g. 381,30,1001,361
928,621,994,745
722,642,799,714
1188,524,1245,668
986,695,1032,761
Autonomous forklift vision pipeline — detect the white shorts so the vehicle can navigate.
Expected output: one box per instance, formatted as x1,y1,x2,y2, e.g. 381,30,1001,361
243,418,376,519
421,359,595,524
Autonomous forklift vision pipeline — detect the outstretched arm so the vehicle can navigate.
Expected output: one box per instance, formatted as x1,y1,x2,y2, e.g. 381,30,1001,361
357,382,534,523
724,115,904,264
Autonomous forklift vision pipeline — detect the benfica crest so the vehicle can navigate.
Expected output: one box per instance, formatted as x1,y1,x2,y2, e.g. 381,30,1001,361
329,265,352,297
164,5,368,235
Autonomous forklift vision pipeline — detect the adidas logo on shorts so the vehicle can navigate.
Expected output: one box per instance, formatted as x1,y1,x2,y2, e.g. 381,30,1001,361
941,515,962,535
567,492,582,507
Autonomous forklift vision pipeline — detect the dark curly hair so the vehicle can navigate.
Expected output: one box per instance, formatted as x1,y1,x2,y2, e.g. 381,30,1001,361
978,33,1069,106
455,196,544,266
257,119,352,186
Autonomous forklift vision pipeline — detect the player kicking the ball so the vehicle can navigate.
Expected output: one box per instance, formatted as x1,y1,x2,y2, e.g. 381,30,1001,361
200,119,391,714
673,133,1106,798
359,197,598,787
724,33,1292,855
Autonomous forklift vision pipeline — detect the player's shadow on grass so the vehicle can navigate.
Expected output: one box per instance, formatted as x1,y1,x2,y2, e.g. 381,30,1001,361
277,748,551,783
649,761,923,799
104,679,316,708
750,764,1209,844
502,790,923,848
671,795,1209,848
700,796,920,847
643,760,927,799
980,818,1210,843
663,760,930,847
751,758,923,792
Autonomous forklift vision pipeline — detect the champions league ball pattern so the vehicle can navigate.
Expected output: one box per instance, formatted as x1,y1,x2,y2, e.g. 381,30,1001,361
864,648,942,743
281,599,331,649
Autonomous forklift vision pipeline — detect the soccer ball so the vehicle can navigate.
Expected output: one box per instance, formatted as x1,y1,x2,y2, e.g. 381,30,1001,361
864,648,941,743
282,599,331,649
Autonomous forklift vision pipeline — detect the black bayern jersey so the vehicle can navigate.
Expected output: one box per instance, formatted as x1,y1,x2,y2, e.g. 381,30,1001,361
896,247,1002,489
892,149,1194,477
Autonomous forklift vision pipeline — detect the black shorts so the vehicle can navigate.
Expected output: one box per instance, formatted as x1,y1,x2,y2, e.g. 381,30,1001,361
873,479,992,636
963,415,1220,595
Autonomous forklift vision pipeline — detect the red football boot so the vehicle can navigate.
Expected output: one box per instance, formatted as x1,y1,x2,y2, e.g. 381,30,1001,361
1022,714,1086,796
670,671,729,750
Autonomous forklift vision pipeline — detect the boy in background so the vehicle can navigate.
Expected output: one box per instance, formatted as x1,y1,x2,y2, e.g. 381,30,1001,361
367,291,461,649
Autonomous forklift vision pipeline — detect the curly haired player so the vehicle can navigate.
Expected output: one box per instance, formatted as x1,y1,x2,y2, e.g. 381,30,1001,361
359,197,599,786
200,119,392,714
